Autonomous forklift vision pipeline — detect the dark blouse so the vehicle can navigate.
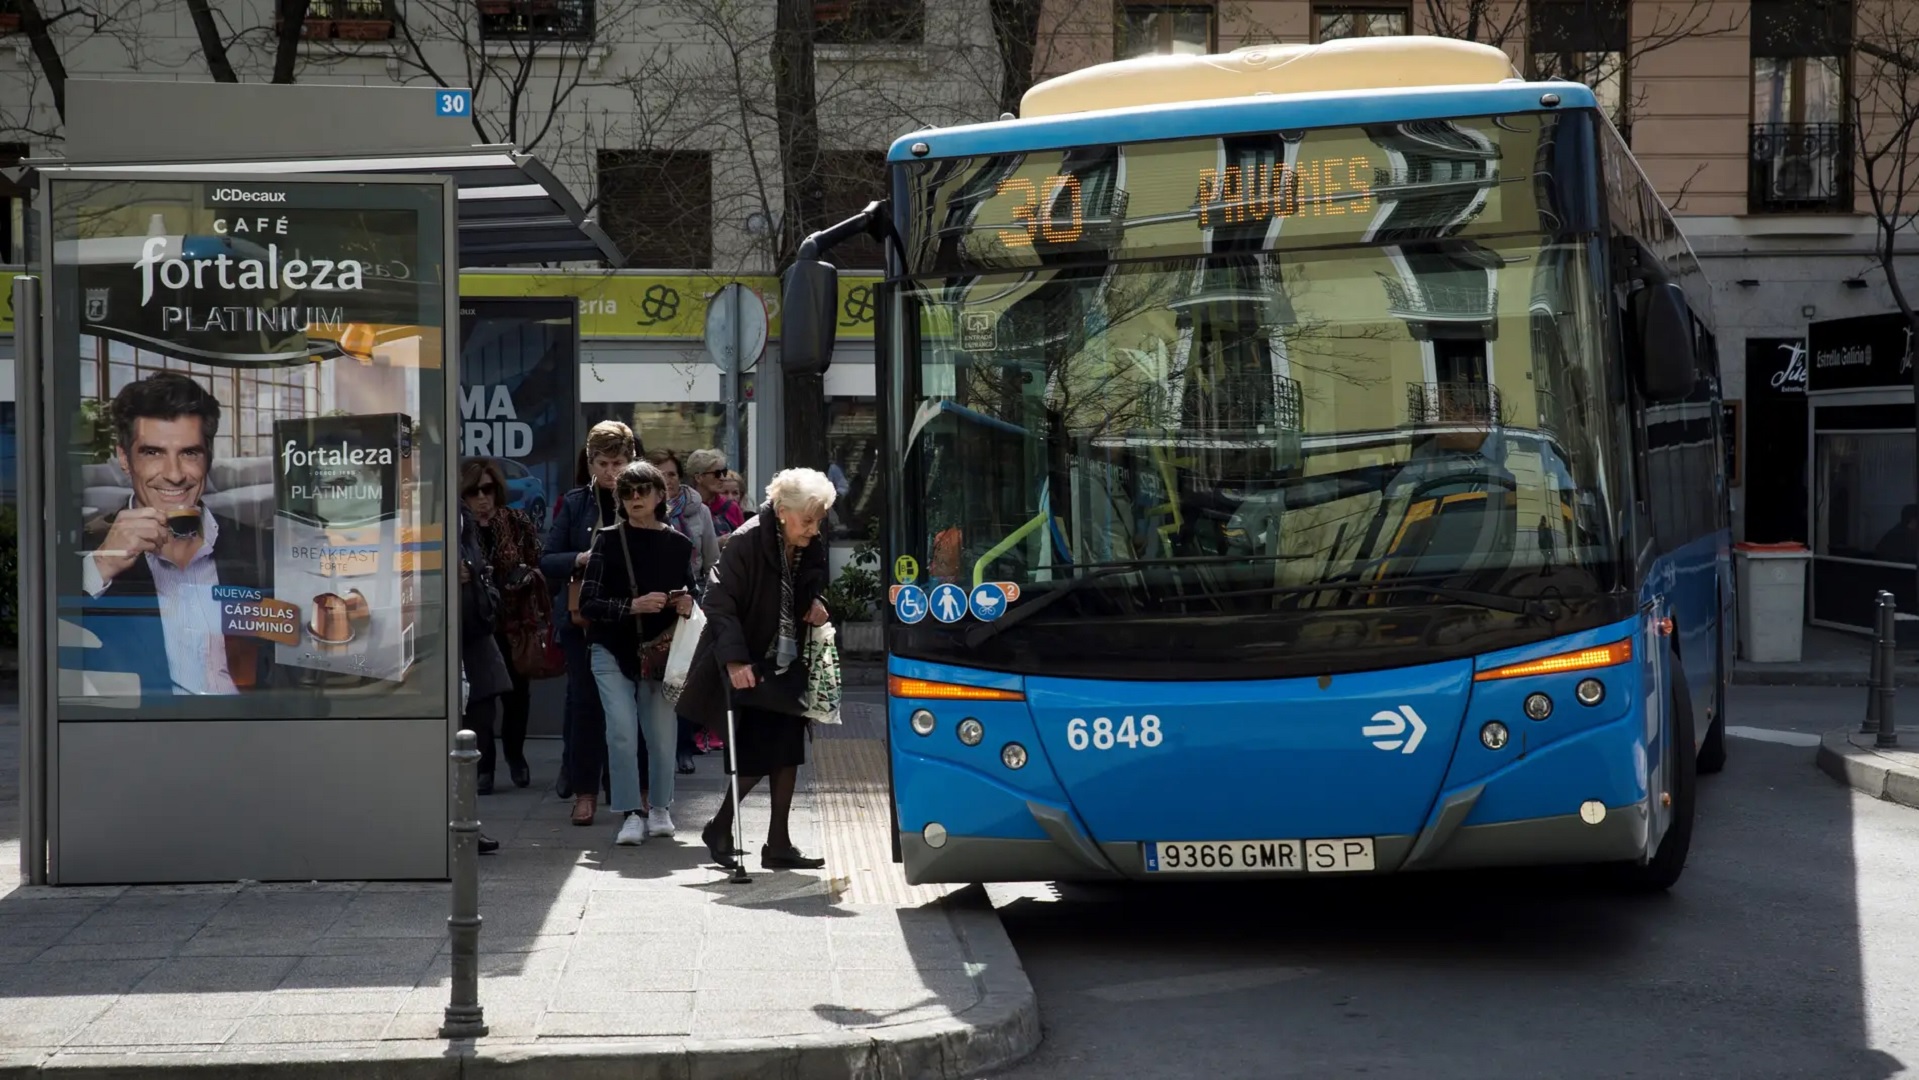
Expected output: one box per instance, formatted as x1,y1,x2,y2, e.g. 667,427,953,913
578,520,697,681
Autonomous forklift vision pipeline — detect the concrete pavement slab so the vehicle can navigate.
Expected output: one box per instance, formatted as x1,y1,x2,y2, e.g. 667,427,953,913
0,699,1040,1078
1818,727,1919,810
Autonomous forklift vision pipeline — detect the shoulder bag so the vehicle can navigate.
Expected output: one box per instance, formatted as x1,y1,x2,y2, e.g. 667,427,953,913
616,522,677,681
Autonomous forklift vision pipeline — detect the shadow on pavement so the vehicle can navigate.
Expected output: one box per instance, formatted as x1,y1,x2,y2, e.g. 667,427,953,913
984,736,1911,1080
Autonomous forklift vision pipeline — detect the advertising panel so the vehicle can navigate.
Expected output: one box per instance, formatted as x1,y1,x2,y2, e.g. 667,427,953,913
47,176,451,721
459,297,578,529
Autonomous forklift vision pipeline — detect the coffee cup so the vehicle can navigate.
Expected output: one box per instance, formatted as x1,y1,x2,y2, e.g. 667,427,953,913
166,508,201,539
310,593,350,643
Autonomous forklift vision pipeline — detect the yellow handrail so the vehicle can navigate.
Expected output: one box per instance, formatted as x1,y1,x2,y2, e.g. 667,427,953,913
972,511,1050,587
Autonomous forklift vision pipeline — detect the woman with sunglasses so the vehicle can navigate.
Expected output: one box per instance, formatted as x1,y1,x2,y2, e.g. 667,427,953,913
460,457,545,794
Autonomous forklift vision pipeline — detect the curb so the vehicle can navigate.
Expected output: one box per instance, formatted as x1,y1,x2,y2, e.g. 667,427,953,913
1733,669,1919,688
1816,729,1919,811
0,889,1040,1080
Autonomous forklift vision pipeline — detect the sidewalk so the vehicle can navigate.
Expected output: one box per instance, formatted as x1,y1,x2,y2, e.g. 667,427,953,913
1817,727,1919,812
0,695,1040,1078
1734,625,1919,687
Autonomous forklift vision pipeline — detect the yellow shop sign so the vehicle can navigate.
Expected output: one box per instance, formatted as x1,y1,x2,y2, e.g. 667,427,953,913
457,271,882,340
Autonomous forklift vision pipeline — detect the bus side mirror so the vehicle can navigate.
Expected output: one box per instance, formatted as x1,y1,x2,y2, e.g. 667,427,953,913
1633,282,1696,401
781,259,839,375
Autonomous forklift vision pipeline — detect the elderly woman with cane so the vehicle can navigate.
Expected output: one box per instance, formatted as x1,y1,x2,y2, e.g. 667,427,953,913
673,467,837,871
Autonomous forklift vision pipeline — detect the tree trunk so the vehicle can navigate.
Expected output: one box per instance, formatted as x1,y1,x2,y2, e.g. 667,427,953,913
16,0,69,120
186,0,240,82
773,0,830,472
273,0,313,84
991,0,1045,118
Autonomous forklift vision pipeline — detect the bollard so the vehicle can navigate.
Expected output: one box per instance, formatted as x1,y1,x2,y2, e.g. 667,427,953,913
1865,591,1888,734
441,729,489,1039
1876,593,1900,749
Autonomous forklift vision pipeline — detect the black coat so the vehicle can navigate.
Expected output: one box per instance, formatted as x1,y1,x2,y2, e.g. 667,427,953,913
673,503,830,731
459,507,513,703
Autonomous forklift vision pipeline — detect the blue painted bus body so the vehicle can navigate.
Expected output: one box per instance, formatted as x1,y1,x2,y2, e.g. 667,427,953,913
879,76,1728,883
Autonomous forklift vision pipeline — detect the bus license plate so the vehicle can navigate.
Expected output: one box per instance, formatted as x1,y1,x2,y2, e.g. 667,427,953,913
1144,838,1376,874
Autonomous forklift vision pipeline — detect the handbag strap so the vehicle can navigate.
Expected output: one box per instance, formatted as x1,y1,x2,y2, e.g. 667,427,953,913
615,521,644,635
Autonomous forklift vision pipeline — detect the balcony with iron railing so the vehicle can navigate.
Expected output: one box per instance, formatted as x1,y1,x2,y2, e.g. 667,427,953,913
1382,277,1496,323
479,0,595,41
279,0,396,39
1749,122,1853,214
1407,381,1508,429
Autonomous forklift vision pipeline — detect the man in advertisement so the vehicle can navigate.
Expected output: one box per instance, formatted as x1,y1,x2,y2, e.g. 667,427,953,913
80,371,274,696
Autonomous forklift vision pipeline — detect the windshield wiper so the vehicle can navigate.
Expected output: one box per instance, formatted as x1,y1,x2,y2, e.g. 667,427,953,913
1198,578,1564,619
960,567,1132,649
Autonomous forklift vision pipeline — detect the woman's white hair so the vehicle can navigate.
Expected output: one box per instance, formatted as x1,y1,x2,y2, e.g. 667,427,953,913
764,467,837,516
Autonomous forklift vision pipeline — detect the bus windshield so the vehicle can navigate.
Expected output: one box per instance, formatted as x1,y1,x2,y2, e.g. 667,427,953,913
892,229,1630,677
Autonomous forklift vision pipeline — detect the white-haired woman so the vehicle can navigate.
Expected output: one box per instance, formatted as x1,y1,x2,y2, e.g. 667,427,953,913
673,467,836,871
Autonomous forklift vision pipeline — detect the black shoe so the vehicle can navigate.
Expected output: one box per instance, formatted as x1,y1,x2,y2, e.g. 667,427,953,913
509,759,531,788
555,775,573,799
478,834,499,854
676,753,695,775
476,773,494,796
761,845,826,870
701,818,744,868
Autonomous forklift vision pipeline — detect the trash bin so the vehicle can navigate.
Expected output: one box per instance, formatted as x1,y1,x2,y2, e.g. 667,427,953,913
1734,541,1811,662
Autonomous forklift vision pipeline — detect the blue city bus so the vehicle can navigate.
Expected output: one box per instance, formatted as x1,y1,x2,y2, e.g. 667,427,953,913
781,36,1730,890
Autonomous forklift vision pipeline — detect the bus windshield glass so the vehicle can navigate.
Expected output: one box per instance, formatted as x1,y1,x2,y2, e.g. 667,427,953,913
889,109,1629,679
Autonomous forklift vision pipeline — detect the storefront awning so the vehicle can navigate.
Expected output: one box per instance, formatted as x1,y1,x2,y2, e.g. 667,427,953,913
15,149,622,268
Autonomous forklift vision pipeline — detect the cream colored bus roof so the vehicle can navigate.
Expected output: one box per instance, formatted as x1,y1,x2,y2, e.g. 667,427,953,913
1020,36,1519,119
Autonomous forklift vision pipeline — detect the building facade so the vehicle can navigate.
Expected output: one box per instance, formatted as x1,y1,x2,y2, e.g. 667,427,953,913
0,0,1915,624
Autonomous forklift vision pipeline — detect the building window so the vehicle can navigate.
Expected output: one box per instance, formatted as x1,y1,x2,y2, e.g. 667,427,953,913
813,150,888,270
297,0,397,40
1313,3,1408,42
814,0,923,46
581,398,751,480
1118,5,1214,59
1527,0,1628,135
826,397,879,541
596,149,713,269
0,143,26,265
1749,0,1851,213
477,0,595,42
80,339,319,464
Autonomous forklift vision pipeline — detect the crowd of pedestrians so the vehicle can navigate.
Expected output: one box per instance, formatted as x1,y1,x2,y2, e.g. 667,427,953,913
456,420,837,870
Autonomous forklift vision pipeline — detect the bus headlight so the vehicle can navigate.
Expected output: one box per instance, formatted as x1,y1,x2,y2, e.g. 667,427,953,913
1001,743,1027,770
957,718,984,746
910,709,937,736
1523,693,1553,720
1480,721,1510,750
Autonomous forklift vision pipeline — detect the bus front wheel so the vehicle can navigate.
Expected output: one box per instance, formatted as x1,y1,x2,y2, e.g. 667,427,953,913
1610,665,1697,892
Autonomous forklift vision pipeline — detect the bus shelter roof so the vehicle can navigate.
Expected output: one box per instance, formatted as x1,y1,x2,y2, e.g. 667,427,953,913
17,148,623,268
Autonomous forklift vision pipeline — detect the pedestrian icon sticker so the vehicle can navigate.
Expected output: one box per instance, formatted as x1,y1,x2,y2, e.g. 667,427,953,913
894,585,928,624
930,583,968,624
969,582,1007,622
893,555,920,584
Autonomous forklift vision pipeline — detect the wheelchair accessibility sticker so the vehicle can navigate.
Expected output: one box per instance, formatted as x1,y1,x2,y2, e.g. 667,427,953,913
891,584,928,624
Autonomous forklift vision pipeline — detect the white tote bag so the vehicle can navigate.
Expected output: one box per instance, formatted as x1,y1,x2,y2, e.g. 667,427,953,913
801,621,843,724
662,602,706,703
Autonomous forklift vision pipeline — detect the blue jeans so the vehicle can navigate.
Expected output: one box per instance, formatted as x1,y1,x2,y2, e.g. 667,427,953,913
589,644,676,813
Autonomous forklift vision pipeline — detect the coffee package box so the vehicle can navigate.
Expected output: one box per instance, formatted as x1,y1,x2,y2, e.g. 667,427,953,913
272,413,420,682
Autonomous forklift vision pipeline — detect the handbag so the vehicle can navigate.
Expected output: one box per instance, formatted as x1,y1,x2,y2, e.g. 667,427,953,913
730,660,810,716
504,567,566,679
662,601,707,703
801,620,843,724
615,521,677,681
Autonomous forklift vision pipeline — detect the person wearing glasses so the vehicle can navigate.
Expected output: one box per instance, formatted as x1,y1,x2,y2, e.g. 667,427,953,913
460,457,545,794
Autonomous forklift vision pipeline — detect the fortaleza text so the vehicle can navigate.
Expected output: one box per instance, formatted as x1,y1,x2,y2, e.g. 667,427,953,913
282,440,397,473
137,236,366,305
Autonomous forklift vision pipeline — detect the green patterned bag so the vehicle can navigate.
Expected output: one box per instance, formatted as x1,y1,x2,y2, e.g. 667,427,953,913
801,621,843,724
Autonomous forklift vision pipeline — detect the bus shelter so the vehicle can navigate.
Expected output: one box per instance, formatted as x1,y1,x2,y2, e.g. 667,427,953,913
14,79,619,886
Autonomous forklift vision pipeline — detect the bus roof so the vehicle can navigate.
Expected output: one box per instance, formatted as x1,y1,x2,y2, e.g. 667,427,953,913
887,36,1597,164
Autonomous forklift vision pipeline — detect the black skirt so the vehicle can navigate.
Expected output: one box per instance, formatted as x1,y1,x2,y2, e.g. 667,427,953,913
723,705,808,775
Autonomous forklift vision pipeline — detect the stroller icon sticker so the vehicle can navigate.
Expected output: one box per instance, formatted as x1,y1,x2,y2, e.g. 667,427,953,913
968,583,1008,622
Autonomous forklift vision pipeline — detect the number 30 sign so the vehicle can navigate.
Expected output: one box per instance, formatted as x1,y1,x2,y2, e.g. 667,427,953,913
436,90,472,117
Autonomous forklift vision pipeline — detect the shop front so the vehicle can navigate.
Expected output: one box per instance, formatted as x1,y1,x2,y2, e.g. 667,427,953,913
1806,311,1919,639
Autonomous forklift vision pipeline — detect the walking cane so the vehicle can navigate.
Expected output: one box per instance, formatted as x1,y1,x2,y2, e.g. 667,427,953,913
719,656,752,884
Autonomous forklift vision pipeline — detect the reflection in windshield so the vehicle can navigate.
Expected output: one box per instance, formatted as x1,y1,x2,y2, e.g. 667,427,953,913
899,231,1618,620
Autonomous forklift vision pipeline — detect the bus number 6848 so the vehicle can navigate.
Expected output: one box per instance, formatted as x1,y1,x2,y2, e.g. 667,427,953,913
1066,715,1163,751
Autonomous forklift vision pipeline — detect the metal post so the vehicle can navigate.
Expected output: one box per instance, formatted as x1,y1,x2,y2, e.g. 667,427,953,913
1866,589,1887,735
441,729,488,1039
1876,593,1899,749
14,275,45,886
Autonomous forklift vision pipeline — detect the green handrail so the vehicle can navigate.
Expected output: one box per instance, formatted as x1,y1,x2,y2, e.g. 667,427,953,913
972,510,1050,587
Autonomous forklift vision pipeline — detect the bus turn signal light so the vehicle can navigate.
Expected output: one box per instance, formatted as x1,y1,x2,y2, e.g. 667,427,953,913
1474,639,1632,682
888,676,1026,702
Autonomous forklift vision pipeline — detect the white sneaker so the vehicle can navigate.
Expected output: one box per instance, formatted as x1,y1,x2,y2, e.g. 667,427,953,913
647,807,676,837
615,812,646,846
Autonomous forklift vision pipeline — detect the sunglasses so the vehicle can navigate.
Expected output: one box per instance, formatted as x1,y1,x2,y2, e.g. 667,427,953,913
463,482,497,497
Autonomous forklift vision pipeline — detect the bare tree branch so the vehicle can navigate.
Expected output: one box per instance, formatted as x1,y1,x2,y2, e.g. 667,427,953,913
184,0,238,82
